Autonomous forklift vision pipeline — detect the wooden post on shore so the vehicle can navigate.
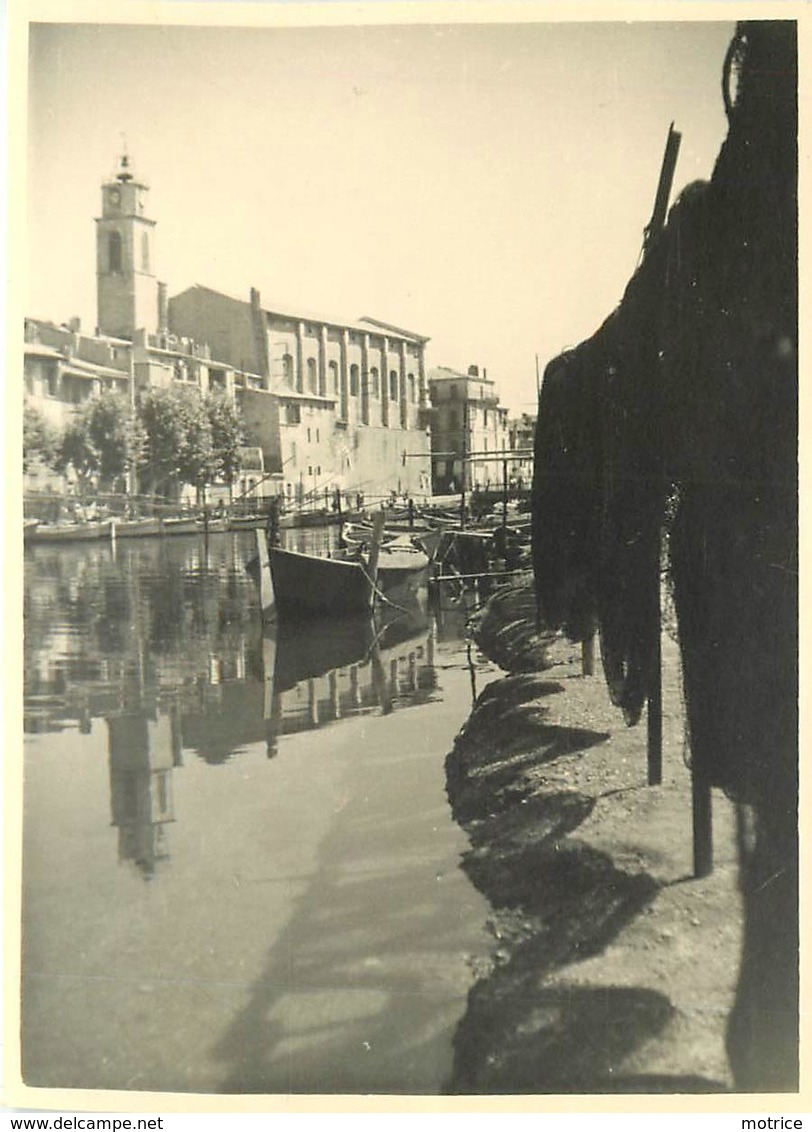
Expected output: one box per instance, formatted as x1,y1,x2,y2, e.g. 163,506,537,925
581,634,595,677
692,768,713,878
640,124,680,795
647,607,663,786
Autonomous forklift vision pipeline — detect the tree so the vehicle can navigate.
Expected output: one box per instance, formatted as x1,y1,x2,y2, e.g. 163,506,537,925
84,392,143,490
176,392,215,497
58,421,96,489
138,385,213,500
23,405,61,472
205,393,244,485
57,392,143,492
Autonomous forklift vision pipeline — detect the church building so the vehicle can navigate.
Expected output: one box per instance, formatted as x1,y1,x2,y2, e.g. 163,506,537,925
25,153,433,504
168,286,433,504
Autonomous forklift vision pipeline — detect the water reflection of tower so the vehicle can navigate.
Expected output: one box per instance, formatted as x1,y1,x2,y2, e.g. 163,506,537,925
106,678,182,881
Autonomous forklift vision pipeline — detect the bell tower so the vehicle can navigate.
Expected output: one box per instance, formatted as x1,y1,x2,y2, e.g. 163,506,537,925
96,152,157,339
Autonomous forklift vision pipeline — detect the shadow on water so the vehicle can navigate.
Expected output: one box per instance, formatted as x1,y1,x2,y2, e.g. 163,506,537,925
208,749,488,1093
443,670,728,1094
24,533,493,1094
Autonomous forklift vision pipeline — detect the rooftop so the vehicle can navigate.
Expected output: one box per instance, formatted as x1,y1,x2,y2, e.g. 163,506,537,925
428,365,495,384
173,284,429,346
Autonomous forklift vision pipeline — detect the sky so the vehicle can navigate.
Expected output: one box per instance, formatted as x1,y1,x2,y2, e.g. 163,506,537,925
26,16,735,414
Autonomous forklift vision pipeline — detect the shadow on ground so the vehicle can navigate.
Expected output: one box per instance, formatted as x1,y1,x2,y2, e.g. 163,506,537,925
444,669,728,1094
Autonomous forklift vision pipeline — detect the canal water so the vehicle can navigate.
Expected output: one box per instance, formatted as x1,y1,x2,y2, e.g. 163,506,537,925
21,530,497,1095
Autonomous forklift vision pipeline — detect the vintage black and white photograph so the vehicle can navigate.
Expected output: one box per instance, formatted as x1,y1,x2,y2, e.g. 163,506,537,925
13,3,800,1104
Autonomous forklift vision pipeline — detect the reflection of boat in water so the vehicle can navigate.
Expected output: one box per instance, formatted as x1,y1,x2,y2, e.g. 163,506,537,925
268,601,427,692
250,518,430,619
174,595,435,763
262,602,435,756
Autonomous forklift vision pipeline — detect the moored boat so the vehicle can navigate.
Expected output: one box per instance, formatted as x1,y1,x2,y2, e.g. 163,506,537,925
114,517,163,538
161,516,199,536
341,520,443,561
228,513,268,532
249,518,429,620
28,519,115,544
196,515,231,534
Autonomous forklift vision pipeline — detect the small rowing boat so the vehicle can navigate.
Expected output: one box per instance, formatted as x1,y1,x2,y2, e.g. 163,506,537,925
341,520,443,561
114,517,163,538
28,519,115,544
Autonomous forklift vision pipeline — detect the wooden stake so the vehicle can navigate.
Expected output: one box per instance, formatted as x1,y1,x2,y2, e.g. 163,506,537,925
647,602,663,786
692,769,713,878
366,510,387,605
255,526,274,614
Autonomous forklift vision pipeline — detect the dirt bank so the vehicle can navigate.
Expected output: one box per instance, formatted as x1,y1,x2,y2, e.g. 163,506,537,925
444,574,743,1094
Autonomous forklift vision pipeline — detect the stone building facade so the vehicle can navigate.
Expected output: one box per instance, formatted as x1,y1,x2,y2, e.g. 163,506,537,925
427,365,509,494
169,287,433,504
24,319,132,430
507,412,537,488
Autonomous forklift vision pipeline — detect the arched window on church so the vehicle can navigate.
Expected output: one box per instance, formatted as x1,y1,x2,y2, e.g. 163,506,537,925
307,358,317,394
108,230,122,273
141,232,150,272
349,364,359,397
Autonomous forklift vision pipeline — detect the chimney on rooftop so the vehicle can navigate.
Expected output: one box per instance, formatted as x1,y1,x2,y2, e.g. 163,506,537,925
467,365,479,377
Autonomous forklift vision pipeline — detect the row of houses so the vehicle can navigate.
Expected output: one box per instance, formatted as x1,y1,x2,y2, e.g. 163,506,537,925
24,154,534,504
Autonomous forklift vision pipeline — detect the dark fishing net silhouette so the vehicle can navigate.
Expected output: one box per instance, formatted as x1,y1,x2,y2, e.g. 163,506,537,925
532,21,797,1091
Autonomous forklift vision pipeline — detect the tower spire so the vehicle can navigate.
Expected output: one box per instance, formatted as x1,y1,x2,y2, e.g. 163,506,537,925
116,135,133,183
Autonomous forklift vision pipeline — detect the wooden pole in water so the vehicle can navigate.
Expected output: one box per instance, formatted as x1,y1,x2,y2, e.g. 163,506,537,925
255,526,274,614
366,510,386,609
502,458,508,530
460,401,468,530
